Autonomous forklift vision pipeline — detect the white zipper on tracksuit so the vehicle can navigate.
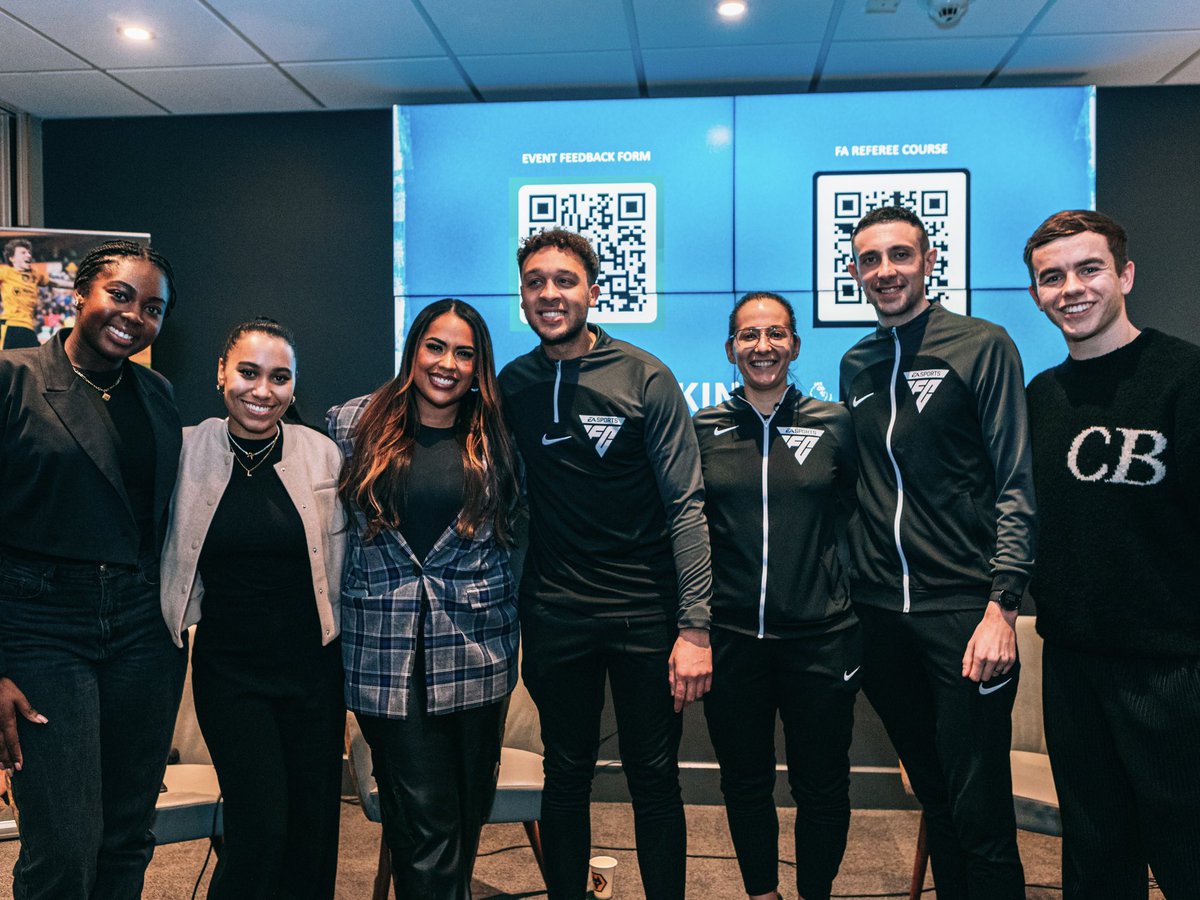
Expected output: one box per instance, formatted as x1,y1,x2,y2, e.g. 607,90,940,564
552,360,562,424
746,401,780,638
885,328,913,612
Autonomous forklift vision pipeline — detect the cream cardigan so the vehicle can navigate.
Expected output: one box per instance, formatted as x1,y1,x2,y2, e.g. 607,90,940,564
160,417,345,647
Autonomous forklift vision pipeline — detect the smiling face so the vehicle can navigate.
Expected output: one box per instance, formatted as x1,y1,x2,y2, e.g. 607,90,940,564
411,311,477,427
726,297,798,407
65,257,169,371
519,245,600,360
1028,230,1137,359
848,221,937,328
218,331,296,439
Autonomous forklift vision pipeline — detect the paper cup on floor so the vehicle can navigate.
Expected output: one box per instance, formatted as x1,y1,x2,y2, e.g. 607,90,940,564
589,855,618,898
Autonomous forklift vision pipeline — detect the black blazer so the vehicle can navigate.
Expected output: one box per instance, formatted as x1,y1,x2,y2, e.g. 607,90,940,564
0,330,182,564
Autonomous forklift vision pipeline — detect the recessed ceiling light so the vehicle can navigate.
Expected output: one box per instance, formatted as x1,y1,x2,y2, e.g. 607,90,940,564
120,26,154,41
716,0,748,20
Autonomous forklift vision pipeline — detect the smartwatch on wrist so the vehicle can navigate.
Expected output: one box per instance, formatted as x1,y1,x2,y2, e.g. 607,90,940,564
989,589,1022,612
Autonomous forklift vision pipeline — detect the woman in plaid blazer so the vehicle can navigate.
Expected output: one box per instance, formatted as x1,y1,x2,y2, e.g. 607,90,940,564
327,298,521,900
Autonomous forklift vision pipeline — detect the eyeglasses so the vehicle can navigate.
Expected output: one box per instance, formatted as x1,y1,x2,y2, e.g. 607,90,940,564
729,325,794,347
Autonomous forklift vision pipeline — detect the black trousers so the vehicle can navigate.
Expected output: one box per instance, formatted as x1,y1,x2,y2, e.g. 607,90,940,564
1042,641,1200,899
191,634,345,900
357,686,504,900
856,604,1024,900
703,626,859,900
521,602,686,900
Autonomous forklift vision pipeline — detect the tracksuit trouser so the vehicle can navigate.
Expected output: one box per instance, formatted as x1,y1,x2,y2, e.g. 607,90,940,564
856,604,1025,900
521,601,686,900
703,626,859,900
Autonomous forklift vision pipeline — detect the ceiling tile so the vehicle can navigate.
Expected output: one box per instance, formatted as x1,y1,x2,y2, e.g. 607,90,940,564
208,0,443,60
114,64,320,114
0,10,88,71
0,0,260,67
823,35,1014,79
421,0,631,55
0,70,164,118
1034,0,1200,35
832,0,1045,41
461,50,639,100
283,58,473,107
995,31,1200,86
643,44,820,92
632,0,835,49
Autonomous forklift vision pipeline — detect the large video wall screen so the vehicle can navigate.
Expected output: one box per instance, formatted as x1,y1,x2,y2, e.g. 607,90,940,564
394,87,1094,409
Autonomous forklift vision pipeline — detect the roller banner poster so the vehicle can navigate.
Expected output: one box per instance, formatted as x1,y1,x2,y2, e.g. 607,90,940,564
394,87,1094,410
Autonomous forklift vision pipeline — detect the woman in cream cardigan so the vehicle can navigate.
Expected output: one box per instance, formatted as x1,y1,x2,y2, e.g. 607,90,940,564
161,317,345,900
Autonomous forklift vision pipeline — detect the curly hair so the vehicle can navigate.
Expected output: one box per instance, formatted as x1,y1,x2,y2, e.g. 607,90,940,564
517,229,599,285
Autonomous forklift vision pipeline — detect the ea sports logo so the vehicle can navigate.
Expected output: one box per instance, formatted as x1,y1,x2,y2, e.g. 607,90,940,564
904,368,949,412
580,414,625,458
777,426,823,465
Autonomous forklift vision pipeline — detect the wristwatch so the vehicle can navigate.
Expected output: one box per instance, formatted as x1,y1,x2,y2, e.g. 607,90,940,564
989,589,1022,612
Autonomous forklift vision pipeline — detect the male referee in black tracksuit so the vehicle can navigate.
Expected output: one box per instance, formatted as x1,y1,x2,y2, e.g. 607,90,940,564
500,229,712,900
839,207,1035,900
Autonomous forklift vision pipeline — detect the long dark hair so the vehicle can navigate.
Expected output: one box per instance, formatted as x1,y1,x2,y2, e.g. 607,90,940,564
338,299,519,545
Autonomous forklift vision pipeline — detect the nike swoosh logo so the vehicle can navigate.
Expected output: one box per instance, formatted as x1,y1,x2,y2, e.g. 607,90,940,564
714,425,738,436
843,666,861,681
978,677,1013,696
541,434,571,446
852,393,874,408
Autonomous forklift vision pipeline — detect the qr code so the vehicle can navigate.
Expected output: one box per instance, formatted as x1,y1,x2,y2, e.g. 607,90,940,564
812,169,970,326
518,183,657,323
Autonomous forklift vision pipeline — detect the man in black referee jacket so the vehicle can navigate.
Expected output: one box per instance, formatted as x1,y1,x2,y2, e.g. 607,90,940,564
839,206,1035,899
499,228,713,900
1024,209,1200,899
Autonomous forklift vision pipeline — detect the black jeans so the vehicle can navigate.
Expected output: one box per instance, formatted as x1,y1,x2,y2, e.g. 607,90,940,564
0,552,186,900
191,631,345,900
521,602,686,900
1042,641,1200,900
703,626,859,900
357,676,504,900
856,604,1025,900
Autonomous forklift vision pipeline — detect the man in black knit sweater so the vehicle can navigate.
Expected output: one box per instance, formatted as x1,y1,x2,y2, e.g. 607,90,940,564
1025,209,1200,899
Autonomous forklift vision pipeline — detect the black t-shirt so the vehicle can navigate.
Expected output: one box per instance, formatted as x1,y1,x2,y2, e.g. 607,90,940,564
196,430,318,653
399,424,464,562
78,362,157,557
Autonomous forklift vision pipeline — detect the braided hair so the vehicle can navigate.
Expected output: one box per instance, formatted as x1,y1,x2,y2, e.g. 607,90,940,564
74,240,177,316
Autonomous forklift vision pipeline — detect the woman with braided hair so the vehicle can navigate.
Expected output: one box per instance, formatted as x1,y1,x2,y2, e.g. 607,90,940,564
0,240,185,898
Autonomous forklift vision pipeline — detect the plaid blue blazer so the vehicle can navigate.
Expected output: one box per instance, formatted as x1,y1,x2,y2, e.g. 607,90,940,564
327,396,518,718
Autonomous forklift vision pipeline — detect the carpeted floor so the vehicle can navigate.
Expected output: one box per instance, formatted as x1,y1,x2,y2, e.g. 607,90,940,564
3,799,1164,899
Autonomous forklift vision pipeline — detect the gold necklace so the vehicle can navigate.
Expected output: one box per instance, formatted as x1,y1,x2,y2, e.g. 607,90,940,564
227,424,281,477
72,366,123,401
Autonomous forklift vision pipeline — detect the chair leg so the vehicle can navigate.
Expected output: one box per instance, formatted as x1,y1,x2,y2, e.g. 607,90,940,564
909,811,929,900
523,820,547,884
373,831,393,900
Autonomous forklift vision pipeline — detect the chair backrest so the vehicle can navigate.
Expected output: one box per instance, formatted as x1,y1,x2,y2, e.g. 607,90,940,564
1011,616,1048,754
171,625,213,765
501,644,543,755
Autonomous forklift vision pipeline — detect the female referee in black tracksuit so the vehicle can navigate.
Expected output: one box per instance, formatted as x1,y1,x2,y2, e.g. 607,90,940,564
695,292,860,900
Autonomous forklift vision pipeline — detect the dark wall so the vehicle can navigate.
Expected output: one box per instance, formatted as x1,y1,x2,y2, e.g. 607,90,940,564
42,110,393,427
1096,85,1200,346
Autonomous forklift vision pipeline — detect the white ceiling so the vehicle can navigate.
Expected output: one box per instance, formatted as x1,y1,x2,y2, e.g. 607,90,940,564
0,0,1197,118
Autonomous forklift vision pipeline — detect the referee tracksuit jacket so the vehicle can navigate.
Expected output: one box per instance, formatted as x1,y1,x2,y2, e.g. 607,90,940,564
693,386,858,639
838,303,1036,611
